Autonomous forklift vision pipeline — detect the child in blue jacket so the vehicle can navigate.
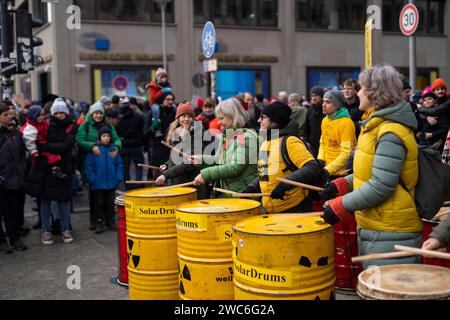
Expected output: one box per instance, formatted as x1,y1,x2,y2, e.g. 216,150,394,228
84,126,123,233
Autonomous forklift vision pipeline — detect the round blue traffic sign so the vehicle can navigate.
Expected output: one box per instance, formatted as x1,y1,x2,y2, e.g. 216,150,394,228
202,21,216,59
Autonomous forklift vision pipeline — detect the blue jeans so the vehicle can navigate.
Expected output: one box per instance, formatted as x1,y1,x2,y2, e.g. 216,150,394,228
151,103,160,120
122,147,145,189
41,200,71,233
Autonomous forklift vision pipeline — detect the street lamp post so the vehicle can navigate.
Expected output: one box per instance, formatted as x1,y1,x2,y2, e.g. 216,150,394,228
156,0,168,71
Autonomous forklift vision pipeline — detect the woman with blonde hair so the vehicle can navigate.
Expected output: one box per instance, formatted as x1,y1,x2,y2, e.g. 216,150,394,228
319,65,422,269
192,98,258,196
155,103,205,194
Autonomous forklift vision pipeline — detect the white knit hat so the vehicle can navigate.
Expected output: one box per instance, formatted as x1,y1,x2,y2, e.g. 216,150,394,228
50,98,70,116
89,102,105,115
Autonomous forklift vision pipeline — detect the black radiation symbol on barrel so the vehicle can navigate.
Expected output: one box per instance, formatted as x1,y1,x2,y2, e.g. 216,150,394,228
298,256,329,268
179,264,192,295
127,239,141,269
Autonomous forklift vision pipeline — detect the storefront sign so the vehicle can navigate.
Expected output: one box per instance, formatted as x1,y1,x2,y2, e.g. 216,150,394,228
80,52,175,62
198,54,278,64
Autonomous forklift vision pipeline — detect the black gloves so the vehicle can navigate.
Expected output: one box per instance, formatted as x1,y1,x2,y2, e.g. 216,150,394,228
318,182,338,201
322,206,341,225
270,183,289,200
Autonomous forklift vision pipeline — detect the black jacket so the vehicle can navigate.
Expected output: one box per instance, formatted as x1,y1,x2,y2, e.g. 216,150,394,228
302,103,325,157
0,125,26,190
24,117,76,201
116,108,145,149
418,97,450,126
345,98,363,137
416,112,449,151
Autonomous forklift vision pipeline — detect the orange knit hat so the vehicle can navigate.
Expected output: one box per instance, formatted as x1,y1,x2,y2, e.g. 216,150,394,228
432,78,447,91
176,103,195,119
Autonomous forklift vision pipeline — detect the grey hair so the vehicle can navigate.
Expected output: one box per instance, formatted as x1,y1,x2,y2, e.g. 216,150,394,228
288,93,301,103
216,98,249,128
358,65,403,110
278,91,289,99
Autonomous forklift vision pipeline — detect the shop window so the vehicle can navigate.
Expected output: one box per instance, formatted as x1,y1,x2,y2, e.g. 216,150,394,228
74,0,175,23
383,0,444,34
307,67,360,96
92,66,155,102
194,0,278,28
296,0,366,31
216,68,271,100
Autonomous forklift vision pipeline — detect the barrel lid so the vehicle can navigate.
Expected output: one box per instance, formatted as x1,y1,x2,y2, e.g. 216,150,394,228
125,187,196,198
177,198,260,214
232,214,330,236
358,264,450,299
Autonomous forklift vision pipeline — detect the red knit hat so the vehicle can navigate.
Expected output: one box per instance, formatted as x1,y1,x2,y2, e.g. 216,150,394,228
432,78,447,91
197,98,204,109
176,103,195,119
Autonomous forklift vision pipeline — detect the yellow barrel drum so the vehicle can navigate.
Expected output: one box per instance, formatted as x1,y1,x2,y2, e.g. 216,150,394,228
232,214,336,300
176,199,260,300
125,187,197,300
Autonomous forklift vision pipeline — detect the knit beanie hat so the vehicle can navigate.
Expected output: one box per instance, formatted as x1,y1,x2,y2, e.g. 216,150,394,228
50,98,70,116
262,102,292,128
89,102,105,115
324,90,346,109
432,78,447,91
176,103,195,119
156,68,168,79
28,105,43,121
310,86,325,98
79,102,90,113
98,126,111,139
105,108,120,119
422,86,437,100
99,96,111,106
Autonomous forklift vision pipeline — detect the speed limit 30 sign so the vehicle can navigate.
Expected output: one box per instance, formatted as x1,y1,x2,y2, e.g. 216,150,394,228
399,4,419,36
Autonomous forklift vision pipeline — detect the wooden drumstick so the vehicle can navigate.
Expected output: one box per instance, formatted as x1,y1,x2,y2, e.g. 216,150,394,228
395,245,450,261
213,187,270,198
352,251,416,263
276,178,324,192
159,182,195,190
126,181,157,185
137,164,162,171
161,141,191,159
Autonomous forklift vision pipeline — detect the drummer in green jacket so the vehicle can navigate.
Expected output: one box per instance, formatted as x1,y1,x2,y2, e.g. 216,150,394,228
192,98,258,196
422,217,450,250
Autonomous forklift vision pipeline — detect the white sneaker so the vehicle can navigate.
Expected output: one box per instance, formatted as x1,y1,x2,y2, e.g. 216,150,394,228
42,232,54,246
62,230,74,244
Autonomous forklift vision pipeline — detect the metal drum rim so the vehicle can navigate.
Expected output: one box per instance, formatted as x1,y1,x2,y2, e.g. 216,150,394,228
127,267,179,276
357,264,450,298
176,202,260,215
126,231,177,240
232,215,332,236
234,279,335,296
115,195,125,206
232,226,332,237
177,252,233,264
125,187,197,199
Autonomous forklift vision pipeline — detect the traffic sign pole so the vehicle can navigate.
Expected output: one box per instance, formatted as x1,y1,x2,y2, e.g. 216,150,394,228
400,1,419,99
409,1,417,98
202,22,217,101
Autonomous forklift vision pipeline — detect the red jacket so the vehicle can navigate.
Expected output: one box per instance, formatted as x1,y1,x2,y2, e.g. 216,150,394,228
148,81,164,106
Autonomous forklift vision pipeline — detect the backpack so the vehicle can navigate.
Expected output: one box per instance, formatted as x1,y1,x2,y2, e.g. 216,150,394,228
399,146,450,220
280,135,328,187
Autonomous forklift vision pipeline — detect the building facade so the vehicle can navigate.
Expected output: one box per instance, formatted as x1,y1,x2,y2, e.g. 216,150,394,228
12,0,450,103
